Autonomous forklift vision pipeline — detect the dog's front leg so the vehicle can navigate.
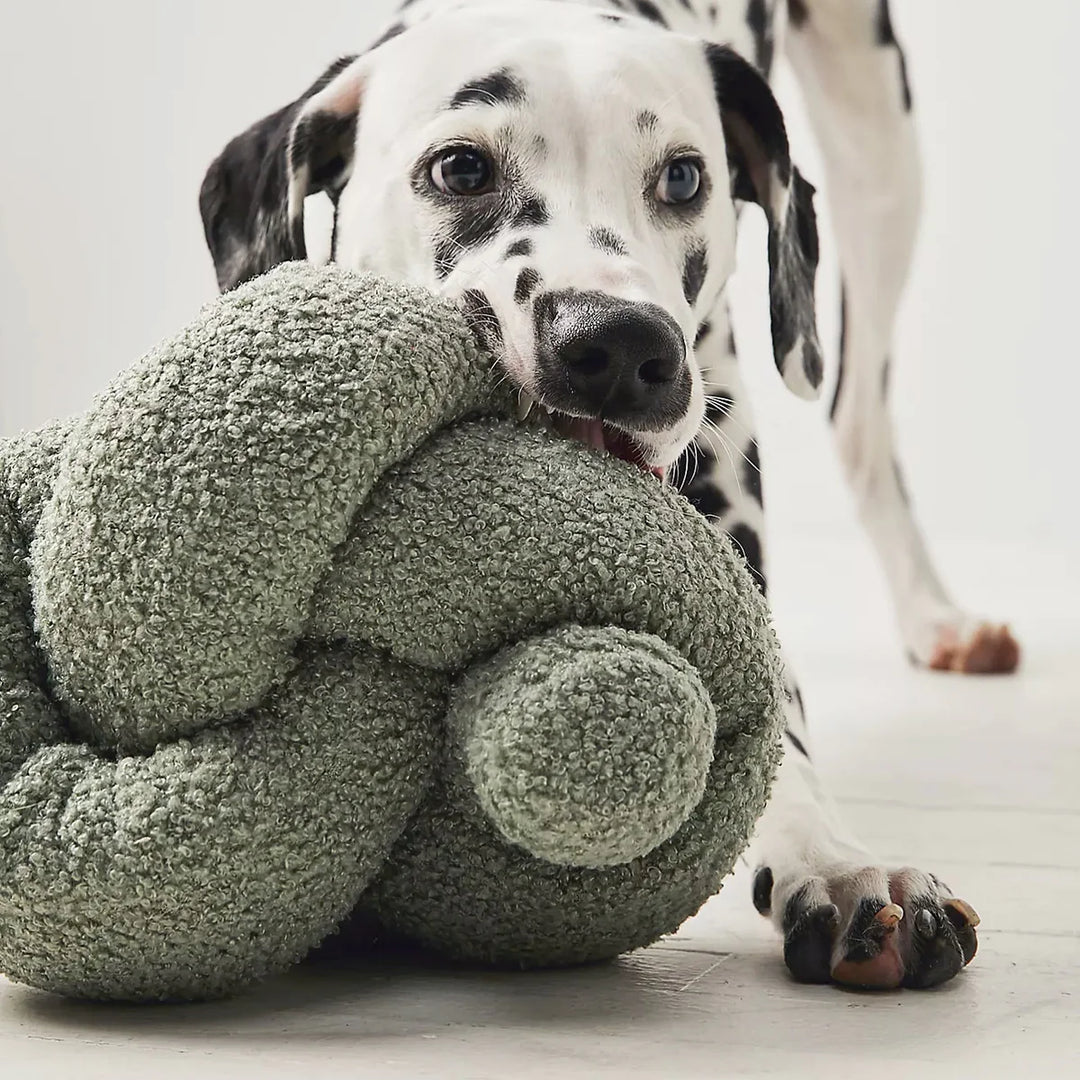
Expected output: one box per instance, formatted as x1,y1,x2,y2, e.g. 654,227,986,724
677,298,979,989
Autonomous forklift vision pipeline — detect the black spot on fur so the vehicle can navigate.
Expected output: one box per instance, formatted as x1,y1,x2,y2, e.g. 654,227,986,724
893,458,910,504
746,0,775,77
792,682,806,722
753,866,774,916
875,1,913,110
631,0,668,27
461,289,502,349
708,3,719,19
876,0,897,44
514,267,541,304
636,110,659,131
829,283,848,421
802,337,823,387
785,727,809,758
682,245,708,305
881,355,892,397
682,474,731,520
590,226,628,255
743,438,763,504
728,522,765,593
449,68,527,110
705,391,735,424
787,0,809,28
504,237,534,258
370,22,406,49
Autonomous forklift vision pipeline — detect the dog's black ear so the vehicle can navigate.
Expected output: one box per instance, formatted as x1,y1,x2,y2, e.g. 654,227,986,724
199,55,364,292
705,44,822,399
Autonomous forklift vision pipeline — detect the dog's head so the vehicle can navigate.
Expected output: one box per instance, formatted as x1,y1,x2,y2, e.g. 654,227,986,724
200,2,821,475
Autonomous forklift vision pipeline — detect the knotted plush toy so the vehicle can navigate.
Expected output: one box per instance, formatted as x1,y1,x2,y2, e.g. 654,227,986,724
0,263,784,1002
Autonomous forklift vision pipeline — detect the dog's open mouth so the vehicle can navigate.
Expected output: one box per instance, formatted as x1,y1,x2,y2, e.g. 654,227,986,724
516,393,665,481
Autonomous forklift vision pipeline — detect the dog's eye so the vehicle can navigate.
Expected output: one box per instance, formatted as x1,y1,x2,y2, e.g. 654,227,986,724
656,158,702,205
430,147,495,196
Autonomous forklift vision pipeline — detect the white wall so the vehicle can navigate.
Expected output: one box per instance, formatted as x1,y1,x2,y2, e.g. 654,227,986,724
2,0,1077,556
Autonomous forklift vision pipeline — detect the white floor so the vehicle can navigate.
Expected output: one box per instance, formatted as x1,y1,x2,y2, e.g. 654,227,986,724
3,535,1077,1079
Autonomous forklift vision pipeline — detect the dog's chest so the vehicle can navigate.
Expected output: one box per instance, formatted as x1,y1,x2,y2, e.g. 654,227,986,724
395,0,770,76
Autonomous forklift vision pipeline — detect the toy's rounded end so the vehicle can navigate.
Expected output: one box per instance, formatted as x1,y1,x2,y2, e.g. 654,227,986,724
451,624,716,868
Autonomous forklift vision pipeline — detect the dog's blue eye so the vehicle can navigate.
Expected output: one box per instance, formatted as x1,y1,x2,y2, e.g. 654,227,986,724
656,159,702,205
430,147,494,196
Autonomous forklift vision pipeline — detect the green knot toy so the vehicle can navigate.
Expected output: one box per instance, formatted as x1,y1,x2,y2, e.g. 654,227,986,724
0,263,784,1001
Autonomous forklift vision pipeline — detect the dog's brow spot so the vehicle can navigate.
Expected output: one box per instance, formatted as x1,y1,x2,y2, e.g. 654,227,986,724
504,237,534,259
449,68,527,110
514,267,541,304
636,110,659,132
682,245,709,306
589,227,628,256
631,0,668,27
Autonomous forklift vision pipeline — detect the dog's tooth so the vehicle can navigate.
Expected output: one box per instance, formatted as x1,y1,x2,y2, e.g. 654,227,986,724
515,391,536,421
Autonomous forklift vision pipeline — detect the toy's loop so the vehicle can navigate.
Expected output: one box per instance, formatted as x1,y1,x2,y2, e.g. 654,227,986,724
450,624,717,868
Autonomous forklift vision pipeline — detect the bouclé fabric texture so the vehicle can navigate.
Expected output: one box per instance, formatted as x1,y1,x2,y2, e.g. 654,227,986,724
0,263,785,1001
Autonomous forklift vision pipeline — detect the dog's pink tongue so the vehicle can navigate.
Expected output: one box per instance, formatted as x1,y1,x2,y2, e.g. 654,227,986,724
555,417,665,480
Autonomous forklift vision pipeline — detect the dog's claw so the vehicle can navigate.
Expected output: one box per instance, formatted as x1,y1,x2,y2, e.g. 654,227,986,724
943,897,980,929
875,902,904,929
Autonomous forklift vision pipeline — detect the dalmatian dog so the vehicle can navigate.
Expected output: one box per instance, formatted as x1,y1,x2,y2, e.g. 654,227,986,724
199,0,1015,989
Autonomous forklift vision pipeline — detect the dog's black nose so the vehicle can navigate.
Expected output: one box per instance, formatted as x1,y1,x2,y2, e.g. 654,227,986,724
537,291,689,426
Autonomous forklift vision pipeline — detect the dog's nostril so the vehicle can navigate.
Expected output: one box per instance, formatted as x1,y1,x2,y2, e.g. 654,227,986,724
638,356,675,385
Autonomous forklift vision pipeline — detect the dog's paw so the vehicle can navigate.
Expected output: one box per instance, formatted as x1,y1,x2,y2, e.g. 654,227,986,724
752,864,979,990
906,610,1020,674
925,621,1020,674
